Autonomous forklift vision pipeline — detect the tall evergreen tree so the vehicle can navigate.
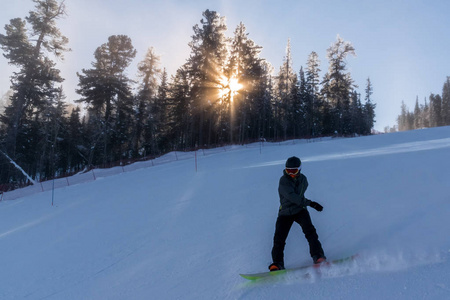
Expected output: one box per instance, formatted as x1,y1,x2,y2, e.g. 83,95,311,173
441,77,450,126
398,101,406,131
253,62,275,141
275,39,297,139
321,35,356,135
349,90,363,135
422,97,430,128
305,51,322,137
296,66,308,137
64,106,84,171
77,35,136,165
37,89,68,180
135,47,161,157
363,77,376,134
187,10,229,147
152,68,170,153
413,96,421,129
0,0,69,181
227,22,266,143
429,93,442,127
167,65,191,150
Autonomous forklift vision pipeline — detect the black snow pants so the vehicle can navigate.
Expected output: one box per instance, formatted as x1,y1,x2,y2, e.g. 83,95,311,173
271,209,324,265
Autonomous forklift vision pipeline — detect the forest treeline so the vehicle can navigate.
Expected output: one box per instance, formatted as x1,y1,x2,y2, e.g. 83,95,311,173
395,77,450,132
0,1,376,187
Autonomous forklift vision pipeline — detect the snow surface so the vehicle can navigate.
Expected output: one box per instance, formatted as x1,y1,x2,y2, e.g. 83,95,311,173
1,126,450,300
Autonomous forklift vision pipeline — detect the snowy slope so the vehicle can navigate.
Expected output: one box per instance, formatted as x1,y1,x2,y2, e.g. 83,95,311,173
1,127,450,300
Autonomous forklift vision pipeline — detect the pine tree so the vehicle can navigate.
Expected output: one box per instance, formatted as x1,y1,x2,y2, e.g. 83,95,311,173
77,35,136,165
441,77,450,126
37,89,67,180
135,47,161,157
228,22,266,143
0,0,69,181
64,106,84,171
363,77,376,134
296,67,308,137
167,65,191,150
422,97,430,128
305,51,321,137
414,97,421,129
355,92,365,135
187,10,229,147
321,35,356,135
341,88,352,135
429,93,442,127
275,39,297,139
398,101,409,131
152,68,170,153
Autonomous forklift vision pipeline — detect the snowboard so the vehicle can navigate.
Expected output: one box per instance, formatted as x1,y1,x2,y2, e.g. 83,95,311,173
239,254,358,280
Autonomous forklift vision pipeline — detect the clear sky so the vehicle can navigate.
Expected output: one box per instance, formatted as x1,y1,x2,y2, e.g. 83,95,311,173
1,0,449,132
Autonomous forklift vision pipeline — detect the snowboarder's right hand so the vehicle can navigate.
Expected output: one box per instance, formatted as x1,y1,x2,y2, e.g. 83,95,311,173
309,201,323,212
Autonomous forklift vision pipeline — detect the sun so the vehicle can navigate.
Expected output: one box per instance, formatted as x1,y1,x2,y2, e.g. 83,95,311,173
228,77,243,95
218,76,243,102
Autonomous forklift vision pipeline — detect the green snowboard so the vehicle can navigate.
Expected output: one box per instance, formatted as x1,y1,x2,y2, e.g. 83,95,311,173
239,254,358,280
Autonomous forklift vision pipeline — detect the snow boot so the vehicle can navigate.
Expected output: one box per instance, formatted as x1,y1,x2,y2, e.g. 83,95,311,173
268,262,285,272
313,255,327,264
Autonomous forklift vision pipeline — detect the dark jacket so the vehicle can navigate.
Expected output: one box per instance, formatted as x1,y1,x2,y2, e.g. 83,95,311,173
278,170,311,216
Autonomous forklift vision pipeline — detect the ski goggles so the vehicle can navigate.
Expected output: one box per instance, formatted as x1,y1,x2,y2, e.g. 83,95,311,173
285,167,301,175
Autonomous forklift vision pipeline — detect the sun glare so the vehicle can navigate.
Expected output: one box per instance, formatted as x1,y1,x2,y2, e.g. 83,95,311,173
229,78,243,94
218,76,243,102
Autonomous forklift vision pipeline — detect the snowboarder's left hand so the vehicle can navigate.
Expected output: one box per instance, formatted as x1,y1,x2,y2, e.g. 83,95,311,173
309,201,323,212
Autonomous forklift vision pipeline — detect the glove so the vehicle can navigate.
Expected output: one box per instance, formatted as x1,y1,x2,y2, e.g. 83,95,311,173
309,201,323,212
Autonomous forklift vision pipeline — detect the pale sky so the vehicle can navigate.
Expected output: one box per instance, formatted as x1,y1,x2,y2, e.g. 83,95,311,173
1,0,449,131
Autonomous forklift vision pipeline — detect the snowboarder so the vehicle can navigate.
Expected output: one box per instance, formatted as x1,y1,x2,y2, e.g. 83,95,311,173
269,156,326,271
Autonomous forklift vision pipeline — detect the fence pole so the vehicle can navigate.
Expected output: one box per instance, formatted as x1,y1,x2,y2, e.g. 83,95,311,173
51,178,55,206
195,151,198,172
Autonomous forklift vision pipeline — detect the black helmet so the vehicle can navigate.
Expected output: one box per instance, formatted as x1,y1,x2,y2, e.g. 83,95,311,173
285,156,301,169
